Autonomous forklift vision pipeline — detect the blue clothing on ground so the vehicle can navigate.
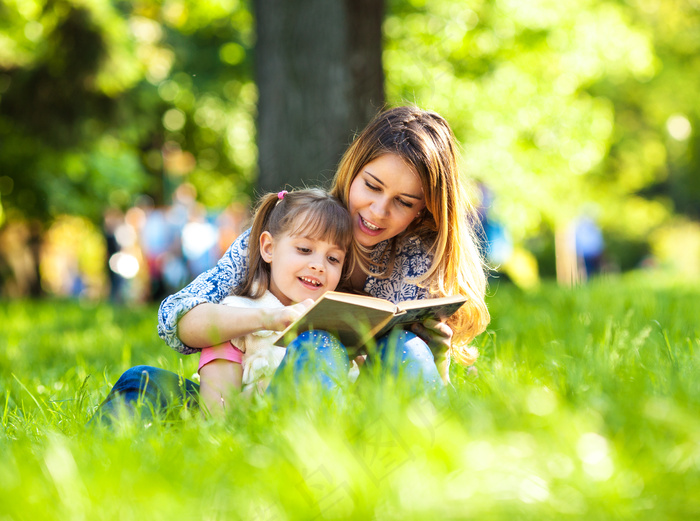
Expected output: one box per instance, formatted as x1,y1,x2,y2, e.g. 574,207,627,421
92,330,441,423
92,365,199,424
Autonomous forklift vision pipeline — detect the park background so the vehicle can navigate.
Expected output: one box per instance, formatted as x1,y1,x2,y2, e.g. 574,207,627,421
1,0,699,301
1,1,700,520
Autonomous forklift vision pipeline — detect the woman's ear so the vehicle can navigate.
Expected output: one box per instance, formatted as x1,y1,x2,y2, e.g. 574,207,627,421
259,231,274,263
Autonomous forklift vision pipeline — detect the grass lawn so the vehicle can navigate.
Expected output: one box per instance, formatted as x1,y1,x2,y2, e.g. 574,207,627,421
1,273,698,520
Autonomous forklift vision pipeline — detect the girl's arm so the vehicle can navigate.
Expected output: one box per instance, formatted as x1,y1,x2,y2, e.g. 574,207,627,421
158,229,252,354
177,301,312,348
199,359,243,417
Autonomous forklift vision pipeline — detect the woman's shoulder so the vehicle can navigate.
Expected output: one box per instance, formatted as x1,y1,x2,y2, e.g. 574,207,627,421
395,233,436,276
228,227,251,256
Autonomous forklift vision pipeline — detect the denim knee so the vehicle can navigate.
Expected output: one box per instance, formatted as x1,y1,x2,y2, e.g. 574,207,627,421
268,330,350,395
91,365,198,425
374,330,442,389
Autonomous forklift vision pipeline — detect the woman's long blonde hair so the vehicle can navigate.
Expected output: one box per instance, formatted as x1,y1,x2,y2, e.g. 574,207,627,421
331,106,490,365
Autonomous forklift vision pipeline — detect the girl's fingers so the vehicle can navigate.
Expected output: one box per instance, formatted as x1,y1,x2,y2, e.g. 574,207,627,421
289,299,313,315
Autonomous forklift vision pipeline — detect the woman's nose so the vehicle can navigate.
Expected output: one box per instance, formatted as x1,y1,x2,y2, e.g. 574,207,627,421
371,196,390,217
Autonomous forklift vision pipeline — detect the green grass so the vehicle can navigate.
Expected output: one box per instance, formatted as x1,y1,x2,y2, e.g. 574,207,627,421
1,273,699,520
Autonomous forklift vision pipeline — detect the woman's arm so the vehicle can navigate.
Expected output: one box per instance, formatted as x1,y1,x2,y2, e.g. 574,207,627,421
158,229,251,354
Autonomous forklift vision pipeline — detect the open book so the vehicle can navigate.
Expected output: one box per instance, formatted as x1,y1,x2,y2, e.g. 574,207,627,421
274,291,467,351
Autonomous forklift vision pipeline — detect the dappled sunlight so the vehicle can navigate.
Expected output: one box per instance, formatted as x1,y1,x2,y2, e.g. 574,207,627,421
650,219,700,278
1,0,698,288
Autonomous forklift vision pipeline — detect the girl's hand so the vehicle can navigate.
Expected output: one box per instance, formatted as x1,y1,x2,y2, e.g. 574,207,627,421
261,299,314,331
410,319,453,384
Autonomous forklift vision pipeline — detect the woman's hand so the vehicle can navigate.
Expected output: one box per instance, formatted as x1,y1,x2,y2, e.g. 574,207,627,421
410,319,452,355
410,319,453,384
261,299,314,331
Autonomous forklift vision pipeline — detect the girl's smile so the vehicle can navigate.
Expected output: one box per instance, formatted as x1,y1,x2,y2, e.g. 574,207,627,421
260,231,346,306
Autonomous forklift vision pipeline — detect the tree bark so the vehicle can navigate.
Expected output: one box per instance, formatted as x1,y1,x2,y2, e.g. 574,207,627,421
555,222,582,286
254,0,385,192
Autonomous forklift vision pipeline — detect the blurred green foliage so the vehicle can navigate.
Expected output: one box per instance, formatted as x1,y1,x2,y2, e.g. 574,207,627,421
384,0,700,271
1,0,699,273
0,0,256,225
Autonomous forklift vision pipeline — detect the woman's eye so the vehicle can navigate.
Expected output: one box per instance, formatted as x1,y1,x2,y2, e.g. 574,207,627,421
365,181,380,192
396,198,413,208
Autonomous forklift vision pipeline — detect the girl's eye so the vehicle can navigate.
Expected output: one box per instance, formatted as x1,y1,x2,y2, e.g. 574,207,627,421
364,181,380,192
328,256,341,264
297,247,311,254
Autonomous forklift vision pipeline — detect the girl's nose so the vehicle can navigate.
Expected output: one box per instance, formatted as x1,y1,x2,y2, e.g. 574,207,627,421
309,258,325,272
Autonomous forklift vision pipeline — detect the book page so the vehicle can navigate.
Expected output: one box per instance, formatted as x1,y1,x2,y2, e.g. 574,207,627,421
321,291,397,313
374,297,467,339
396,294,467,312
274,292,396,350
273,292,466,353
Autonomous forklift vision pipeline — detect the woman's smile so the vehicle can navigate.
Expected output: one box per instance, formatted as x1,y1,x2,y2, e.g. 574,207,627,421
348,153,426,247
358,215,384,234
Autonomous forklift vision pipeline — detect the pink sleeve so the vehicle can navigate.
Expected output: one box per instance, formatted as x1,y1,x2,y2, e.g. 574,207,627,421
198,341,244,372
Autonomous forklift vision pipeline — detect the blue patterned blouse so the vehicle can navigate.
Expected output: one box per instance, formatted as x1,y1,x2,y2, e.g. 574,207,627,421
158,228,435,354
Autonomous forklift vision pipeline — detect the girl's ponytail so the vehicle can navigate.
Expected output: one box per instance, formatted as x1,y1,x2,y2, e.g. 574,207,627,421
241,192,284,299
237,188,353,300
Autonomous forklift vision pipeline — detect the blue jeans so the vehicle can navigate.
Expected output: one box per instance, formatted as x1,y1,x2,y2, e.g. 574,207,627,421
92,329,441,423
90,365,199,424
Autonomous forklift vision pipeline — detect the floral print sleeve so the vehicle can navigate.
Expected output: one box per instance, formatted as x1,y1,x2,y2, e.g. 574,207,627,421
157,228,251,354
364,235,434,304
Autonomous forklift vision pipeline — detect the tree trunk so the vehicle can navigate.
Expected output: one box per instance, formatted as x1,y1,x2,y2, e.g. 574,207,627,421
555,221,582,286
254,0,385,192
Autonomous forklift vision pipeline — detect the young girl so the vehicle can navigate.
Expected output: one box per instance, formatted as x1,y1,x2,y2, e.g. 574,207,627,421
197,188,353,414
160,106,490,386
95,188,353,421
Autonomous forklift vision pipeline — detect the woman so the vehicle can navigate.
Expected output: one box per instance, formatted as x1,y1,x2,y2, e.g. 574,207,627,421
96,106,490,421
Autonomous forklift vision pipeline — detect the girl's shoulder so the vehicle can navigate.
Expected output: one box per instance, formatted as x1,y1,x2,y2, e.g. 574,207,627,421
221,289,284,309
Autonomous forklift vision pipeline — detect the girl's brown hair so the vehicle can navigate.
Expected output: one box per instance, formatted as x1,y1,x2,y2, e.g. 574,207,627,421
238,188,354,299
331,106,490,364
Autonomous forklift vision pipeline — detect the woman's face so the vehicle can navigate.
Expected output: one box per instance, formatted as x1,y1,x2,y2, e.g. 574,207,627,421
347,153,426,248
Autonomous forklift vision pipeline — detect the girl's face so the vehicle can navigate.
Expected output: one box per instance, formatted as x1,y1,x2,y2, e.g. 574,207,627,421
347,153,426,248
260,230,346,306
